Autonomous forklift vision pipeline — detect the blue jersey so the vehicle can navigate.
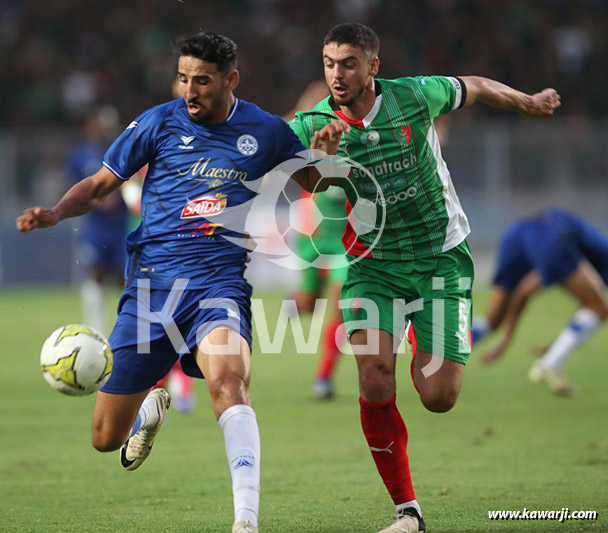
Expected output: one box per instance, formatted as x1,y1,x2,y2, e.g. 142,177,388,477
103,97,306,289
493,208,608,289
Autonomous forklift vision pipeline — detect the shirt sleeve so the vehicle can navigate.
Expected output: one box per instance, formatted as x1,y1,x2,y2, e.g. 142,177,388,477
273,116,308,165
103,108,160,181
288,112,313,148
413,76,466,120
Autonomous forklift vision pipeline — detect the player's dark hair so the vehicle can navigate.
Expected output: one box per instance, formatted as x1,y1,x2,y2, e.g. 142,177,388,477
323,23,380,56
176,32,238,73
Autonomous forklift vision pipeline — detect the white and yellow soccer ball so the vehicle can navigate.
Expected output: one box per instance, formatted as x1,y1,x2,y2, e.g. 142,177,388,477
40,324,113,396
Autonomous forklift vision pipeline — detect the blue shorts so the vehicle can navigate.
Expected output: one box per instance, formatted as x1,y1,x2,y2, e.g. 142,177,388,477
494,214,608,290
101,278,253,394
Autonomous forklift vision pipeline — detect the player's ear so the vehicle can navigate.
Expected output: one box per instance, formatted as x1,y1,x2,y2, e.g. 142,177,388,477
369,56,379,78
225,69,239,91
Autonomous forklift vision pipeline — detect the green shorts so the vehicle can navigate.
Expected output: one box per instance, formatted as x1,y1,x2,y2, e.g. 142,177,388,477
341,240,474,364
298,233,348,292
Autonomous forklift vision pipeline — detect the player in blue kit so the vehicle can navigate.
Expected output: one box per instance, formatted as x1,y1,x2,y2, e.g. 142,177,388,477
473,208,608,395
17,32,347,533
67,106,128,334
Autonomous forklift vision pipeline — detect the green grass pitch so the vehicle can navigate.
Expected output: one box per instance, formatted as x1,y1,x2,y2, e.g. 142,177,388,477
0,287,606,532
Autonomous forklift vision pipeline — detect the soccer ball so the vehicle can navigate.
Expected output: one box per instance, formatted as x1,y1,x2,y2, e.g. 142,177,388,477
40,324,113,396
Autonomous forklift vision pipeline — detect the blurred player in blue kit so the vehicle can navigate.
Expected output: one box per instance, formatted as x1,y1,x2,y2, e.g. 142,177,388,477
17,31,346,533
473,208,608,395
67,106,128,334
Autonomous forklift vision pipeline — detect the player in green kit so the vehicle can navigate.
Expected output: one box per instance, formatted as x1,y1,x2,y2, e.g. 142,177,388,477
290,23,560,533
293,186,348,398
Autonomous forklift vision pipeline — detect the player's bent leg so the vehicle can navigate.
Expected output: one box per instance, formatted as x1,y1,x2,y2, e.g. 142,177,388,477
120,388,171,471
413,351,465,413
294,288,322,315
91,390,149,452
196,327,260,531
562,261,608,319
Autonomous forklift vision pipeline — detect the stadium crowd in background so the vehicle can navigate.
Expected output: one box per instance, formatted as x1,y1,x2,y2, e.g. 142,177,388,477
2,0,606,130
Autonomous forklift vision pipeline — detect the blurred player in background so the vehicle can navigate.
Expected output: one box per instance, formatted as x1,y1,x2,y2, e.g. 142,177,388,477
294,185,348,399
290,22,560,533
67,106,128,334
473,208,608,395
17,31,344,533
284,81,349,399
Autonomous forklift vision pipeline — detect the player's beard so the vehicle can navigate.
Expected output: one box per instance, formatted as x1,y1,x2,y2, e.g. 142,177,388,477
332,82,366,107
187,91,227,124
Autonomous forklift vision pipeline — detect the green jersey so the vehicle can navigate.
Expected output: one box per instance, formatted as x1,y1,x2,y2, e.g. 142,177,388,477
289,76,470,260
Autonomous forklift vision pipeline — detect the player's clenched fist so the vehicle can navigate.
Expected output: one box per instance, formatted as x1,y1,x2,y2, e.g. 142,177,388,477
525,88,561,117
16,207,60,233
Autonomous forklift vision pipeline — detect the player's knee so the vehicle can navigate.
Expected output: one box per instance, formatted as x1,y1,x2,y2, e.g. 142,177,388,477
91,429,124,452
208,374,248,404
419,387,459,413
91,416,127,452
358,363,395,398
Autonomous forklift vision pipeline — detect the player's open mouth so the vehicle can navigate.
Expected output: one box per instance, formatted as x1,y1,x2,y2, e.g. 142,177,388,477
333,86,347,96
188,103,201,113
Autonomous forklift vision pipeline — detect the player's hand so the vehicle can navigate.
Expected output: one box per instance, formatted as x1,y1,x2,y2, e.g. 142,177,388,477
16,207,60,233
243,232,256,263
310,120,350,155
523,89,561,117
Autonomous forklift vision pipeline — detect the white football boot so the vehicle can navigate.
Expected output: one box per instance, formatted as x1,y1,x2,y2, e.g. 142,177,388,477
377,507,427,533
120,388,171,470
312,378,335,399
529,362,579,396
232,520,258,533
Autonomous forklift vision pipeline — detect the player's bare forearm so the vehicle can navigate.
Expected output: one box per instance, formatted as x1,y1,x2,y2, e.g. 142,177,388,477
16,167,123,233
502,272,542,342
481,273,542,364
461,76,561,117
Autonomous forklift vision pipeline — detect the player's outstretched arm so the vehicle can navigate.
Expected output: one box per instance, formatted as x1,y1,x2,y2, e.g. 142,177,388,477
461,76,561,117
16,167,123,233
481,271,542,363
291,120,351,192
